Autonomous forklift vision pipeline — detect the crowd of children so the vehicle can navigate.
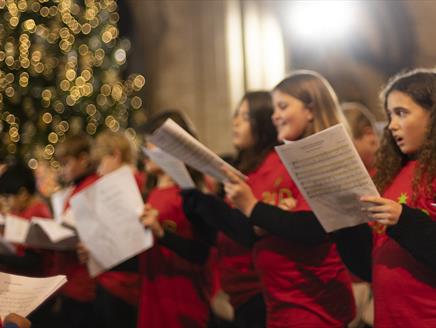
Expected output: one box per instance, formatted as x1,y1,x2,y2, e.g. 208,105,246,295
0,68,435,328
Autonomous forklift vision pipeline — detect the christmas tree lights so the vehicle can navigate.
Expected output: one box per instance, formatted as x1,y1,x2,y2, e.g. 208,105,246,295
0,0,145,168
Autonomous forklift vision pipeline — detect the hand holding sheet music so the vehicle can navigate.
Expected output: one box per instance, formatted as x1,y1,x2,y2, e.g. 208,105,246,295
275,124,380,232
70,166,153,277
0,273,66,319
147,119,245,182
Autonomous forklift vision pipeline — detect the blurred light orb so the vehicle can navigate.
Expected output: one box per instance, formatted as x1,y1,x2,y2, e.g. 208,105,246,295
114,48,126,64
289,1,356,41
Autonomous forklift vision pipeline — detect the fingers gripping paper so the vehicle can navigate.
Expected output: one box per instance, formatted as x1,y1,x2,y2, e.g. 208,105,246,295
147,119,246,182
275,124,380,232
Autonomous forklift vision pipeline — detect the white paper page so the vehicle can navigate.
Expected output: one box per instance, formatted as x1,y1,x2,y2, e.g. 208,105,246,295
4,215,31,244
275,124,380,232
51,187,73,223
31,217,76,243
143,147,195,189
0,273,67,319
147,119,246,182
88,255,106,277
70,166,153,277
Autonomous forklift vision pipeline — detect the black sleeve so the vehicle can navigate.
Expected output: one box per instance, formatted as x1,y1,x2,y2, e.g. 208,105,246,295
158,229,210,265
386,204,436,271
180,189,257,248
0,249,41,271
182,193,218,247
249,202,327,244
331,224,373,282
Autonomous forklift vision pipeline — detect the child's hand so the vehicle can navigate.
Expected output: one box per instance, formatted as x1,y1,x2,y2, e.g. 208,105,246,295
4,313,31,328
222,166,257,217
77,242,90,264
278,197,297,211
140,204,164,238
360,196,403,226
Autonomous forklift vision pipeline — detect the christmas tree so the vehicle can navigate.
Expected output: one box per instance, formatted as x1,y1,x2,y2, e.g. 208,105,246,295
0,0,145,168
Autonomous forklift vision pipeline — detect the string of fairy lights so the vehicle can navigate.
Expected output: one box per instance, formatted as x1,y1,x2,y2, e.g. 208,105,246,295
0,0,145,169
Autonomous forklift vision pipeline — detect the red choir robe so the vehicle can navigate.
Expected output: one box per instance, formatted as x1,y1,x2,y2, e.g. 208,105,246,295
372,160,436,327
138,185,210,328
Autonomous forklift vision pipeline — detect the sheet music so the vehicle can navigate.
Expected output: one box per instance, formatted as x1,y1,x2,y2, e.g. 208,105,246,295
3,215,77,250
4,215,31,244
87,255,106,277
31,217,76,243
70,166,153,277
147,119,246,182
143,147,195,189
275,124,380,232
0,273,66,319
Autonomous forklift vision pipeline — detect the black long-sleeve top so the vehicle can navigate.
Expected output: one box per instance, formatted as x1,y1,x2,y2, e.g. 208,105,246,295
331,204,436,282
249,202,328,245
181,189,258,248
181,189,334,248
111,227,212,270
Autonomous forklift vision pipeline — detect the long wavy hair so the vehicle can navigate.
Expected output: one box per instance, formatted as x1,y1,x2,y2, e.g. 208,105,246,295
374,68,436,200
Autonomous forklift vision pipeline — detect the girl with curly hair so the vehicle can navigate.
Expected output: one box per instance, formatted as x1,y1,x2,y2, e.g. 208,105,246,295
334,68,436,327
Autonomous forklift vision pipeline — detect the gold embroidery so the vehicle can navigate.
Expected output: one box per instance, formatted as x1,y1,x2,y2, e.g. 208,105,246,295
278,188,293,205
262,191,277,205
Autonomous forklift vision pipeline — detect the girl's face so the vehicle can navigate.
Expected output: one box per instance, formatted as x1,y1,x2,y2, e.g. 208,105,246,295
232,100,254,150
97,152,122,176
271,90,313,141
387,90,430,156
59,154,89,183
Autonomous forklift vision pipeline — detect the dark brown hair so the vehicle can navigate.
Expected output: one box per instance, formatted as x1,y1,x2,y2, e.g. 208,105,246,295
140,110,204,197
234,91,278,174
374,68,436,200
